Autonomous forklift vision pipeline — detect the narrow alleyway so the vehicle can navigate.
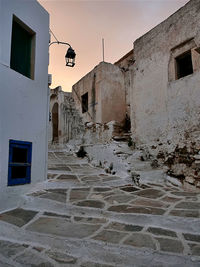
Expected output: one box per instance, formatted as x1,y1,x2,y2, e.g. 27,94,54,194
0,150,200,266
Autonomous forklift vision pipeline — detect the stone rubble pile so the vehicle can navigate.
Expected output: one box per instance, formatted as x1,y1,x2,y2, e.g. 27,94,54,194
164,144,200,191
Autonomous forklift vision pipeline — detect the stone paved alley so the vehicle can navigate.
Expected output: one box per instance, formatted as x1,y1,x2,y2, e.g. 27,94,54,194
0,150,200,266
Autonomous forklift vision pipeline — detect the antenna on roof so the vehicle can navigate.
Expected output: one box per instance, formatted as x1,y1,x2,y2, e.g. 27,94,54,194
102,38,105,62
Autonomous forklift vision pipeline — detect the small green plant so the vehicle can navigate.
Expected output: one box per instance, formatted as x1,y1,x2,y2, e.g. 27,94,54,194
76,146,87,158
128,137,133,147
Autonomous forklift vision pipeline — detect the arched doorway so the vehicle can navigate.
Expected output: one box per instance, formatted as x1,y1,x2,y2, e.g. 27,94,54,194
52,103,58,142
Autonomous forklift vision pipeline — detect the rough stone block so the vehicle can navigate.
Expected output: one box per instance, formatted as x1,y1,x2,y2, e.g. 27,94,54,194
81,262,114,267
93,230,127,244
104,194,135,204
135,189,165,199
123,233,156,250
75,200,105,209
48,165,71,171
156,238,184,253
15,250,53,266
161,196,180,203
26,217,101,238
0,208,37,227
188,243,200,256
169,209,199,218
147,227,177,238
46,189,67,194
43,212,71,219
174,202,200,209
183,233,200,243
108,204,165,215
46,250,77,264
194,155,200,160
106,222,143,232
81,176,101,183
171,192,198,197
57,174,78,181
93,187,112,192
130,198,169,208
74,216,107,224
70,190,89,201
185,176,196,184
39,192,66,203
0,240,27,258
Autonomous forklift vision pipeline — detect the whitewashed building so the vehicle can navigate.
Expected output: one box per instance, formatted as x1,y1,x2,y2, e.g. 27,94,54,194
0,0,49,205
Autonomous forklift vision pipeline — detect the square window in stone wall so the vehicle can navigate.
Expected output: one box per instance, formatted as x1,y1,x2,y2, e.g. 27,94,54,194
176,51,193,79
10,15,36,79
8,140,32,186
169,38,200,82
81,92,88,113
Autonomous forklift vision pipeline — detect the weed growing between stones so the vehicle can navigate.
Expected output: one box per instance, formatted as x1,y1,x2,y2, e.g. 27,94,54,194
76,146,87,158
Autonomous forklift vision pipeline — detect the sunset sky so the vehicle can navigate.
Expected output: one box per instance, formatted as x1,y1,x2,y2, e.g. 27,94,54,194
39,0,189,92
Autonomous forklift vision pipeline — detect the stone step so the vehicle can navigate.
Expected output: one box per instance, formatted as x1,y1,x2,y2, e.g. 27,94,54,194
20,193,200,234
0,209,199,267
137,169,166,184
0,225,199,267
129,161,153,171
112,135,130,142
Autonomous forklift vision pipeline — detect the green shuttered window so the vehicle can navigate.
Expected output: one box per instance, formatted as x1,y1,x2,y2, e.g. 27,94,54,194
10,15,35,79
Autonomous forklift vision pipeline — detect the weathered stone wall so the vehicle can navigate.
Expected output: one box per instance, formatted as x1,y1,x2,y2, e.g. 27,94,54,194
114,49,134,69
82,121,125,145
131,0,200,189
115,50,134,117
72,62,126,124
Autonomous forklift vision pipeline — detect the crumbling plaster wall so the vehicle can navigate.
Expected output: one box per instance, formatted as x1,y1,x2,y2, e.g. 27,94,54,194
49,87,84,144
115,50,134,117
49,86,61,143
72,68,100,123
72,62,126,124
101,63,126,123
131,0,200,147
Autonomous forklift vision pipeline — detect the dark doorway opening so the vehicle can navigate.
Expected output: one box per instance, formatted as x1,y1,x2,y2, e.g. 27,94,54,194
52,103,59,142
81,92,88,113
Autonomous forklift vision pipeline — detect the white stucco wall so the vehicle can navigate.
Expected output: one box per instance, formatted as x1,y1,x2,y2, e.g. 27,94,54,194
131,0,200,146
0,0,49,196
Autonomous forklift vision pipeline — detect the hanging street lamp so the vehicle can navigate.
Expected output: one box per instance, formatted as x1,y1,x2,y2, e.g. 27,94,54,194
49,41,76,67
65,46,76,67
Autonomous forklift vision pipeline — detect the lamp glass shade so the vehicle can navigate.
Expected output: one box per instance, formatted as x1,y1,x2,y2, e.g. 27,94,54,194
65,47,76,67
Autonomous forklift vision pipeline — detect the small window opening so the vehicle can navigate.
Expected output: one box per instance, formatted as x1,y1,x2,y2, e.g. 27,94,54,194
11,166,27,179
8,140,32,186
12,147,27,163
176,51,193,79
81,92,88,113
10,15,35,79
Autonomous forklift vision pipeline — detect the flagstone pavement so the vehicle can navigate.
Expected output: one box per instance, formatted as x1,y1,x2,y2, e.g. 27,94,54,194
0,150,200,266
